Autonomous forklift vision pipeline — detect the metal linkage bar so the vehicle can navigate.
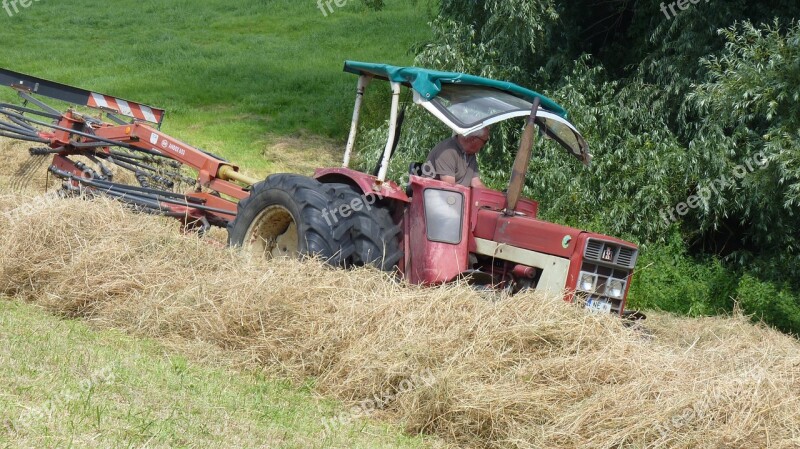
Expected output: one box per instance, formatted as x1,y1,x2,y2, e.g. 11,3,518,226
0,107,127,148
109,149,181,168
29,147,62,156
16,91,61,116
4,113,37,133
90,178,200,202
104,156,175,189
104,153,195,186
107,152,163,174
0,120,39,138
104,113,130,126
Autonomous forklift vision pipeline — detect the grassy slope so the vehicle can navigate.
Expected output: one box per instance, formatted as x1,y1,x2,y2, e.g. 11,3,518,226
0,0,434,175
0,301,437,448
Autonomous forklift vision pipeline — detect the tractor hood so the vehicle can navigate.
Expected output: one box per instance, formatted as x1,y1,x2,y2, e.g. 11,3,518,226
344,61,591,166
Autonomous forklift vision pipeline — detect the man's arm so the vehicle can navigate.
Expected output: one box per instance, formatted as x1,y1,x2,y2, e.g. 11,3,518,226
440,175,457,185
470,161,484,188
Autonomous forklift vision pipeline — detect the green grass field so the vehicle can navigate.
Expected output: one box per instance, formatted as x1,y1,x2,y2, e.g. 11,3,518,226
0,0,434,174
0,301,439,448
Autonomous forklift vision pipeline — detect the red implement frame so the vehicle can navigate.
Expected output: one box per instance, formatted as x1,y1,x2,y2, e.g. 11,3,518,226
42,113,245,223
0,67,256,226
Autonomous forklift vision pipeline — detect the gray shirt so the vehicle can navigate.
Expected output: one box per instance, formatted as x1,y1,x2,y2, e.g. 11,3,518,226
425,136,480,187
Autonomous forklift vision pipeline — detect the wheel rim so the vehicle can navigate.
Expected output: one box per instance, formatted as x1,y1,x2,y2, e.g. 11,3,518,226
244,205,299,259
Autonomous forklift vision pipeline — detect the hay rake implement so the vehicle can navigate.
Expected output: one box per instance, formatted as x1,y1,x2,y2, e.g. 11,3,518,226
0,67,257,232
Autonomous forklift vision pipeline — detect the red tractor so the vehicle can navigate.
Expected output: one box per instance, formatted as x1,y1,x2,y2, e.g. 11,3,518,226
0,61,638,316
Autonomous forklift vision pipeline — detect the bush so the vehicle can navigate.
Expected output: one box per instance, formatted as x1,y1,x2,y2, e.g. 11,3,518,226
736,275,800,336
628,234,800,336
628,232,739,316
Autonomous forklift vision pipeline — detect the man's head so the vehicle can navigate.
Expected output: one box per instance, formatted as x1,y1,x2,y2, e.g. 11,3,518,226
457,127,491,155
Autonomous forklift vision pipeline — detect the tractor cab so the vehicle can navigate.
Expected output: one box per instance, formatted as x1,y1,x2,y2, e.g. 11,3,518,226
315,61,639,316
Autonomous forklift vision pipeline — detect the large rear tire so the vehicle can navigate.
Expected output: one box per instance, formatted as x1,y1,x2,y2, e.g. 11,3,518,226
326,183,403,271
227,174,352,265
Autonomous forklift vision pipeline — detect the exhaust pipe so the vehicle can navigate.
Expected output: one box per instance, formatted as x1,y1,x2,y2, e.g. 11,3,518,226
505,98,540,216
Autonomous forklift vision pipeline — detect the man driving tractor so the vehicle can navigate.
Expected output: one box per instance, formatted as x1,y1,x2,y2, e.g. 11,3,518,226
425,127,490,188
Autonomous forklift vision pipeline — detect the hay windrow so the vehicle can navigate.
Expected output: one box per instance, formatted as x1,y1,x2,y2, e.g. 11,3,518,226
0,195,798,448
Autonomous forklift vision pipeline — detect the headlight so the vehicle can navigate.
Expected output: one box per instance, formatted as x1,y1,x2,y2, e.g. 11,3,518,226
608,280,625,299
579,273,596,291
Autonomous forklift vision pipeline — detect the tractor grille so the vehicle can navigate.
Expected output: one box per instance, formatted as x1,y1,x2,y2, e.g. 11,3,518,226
584,239,638,269
617,247,636,268
585,240,604,261
577,262,631,314
578,239,639,315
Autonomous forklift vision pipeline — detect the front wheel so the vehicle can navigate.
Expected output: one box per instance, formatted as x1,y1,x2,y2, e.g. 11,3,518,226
227,174,352,265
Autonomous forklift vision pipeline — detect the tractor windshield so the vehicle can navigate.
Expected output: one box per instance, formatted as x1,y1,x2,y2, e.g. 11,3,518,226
416,84,590,165
431,85,532,128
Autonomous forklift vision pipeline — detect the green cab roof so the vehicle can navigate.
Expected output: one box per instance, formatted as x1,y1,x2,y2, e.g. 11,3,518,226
343,60,568,118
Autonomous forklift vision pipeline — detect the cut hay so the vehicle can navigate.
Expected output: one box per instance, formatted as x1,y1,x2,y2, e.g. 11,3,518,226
0,195,798,448
0,138,54,193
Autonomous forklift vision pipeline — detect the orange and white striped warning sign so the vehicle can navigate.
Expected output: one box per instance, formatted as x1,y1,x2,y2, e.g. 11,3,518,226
88,93,164,124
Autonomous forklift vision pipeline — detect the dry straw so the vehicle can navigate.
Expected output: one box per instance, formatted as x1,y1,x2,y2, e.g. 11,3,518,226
0,194,798,449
